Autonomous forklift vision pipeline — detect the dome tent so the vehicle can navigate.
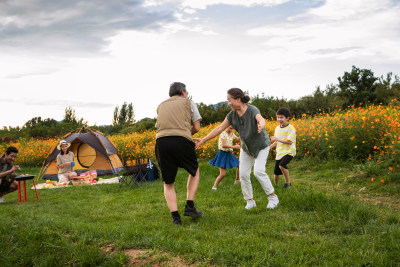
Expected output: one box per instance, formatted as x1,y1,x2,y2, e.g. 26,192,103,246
38,127,124,180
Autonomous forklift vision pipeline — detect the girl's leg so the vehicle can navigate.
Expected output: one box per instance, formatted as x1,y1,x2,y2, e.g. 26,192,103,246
239,149,255,200
213,168,226,188
235,166,240,181
253,146,275,196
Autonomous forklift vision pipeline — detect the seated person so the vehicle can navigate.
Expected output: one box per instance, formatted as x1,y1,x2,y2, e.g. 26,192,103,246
0,146,20,203
56,140,77,183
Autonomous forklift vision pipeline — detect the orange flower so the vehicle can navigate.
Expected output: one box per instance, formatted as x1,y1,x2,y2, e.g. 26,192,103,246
381,179,385,183
371,178,374,182
389,167,393,171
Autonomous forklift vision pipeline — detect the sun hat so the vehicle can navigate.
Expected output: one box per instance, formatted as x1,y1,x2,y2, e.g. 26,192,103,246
57,140,71,150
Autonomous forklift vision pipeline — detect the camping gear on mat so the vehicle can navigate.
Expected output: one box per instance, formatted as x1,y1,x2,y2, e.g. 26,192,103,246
119,157,159,187
38,127,124,180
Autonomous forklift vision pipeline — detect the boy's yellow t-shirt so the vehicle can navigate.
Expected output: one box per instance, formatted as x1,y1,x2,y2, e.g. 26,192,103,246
274,124,296,160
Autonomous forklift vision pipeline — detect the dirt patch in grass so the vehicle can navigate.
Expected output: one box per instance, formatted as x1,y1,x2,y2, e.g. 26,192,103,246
124,248,194,266
101,243,116,254
357,195,400,210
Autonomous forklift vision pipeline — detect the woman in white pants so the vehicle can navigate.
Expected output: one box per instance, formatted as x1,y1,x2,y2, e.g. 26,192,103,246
195,88,279,210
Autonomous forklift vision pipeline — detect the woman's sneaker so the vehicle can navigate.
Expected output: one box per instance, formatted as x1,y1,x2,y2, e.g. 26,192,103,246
0,197,5,204
267,195,279,209
245,200,256,210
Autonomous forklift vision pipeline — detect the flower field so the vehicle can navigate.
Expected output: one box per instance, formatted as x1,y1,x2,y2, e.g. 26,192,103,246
2,103,400,180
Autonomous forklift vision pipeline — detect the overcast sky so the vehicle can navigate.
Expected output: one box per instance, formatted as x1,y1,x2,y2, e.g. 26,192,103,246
1,0,399,127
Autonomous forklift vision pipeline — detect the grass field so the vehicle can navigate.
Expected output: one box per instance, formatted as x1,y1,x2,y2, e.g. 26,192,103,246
1,160,399,266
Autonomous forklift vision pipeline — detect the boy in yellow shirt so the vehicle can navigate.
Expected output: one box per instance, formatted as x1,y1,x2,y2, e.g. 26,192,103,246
270,108,296,188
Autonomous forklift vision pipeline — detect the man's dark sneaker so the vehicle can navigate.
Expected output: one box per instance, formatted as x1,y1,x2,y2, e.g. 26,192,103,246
283,183,292,188
172,216,182,225
184,205,203,217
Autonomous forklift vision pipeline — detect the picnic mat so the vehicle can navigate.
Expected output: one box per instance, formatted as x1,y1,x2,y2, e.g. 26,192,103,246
31,177,121,190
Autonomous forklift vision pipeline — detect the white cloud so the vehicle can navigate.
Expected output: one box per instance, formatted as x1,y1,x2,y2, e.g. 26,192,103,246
1,0,399,128
180,0,290,9
142,0,289,9
247,0,400,69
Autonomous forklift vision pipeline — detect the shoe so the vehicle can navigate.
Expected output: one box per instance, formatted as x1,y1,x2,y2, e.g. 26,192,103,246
245,200,256,210
184,205,203,217
267,195,279,209
172,216,182,225
212,187,217,190
283,183,291,188
0,197,5,204
234,179,240,184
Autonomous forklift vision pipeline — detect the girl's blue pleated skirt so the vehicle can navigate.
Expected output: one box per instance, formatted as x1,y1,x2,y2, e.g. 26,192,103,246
209,150,239,169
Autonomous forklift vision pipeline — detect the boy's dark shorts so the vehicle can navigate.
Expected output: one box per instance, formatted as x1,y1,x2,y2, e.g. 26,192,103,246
274,155,294,175
0,180,12,193
155,136,198,184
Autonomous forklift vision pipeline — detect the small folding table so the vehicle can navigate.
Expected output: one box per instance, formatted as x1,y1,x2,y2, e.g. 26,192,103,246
15,175,39,203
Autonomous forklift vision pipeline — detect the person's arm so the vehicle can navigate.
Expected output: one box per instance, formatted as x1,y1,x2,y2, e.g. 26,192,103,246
195,118,230,149
221,138,241,150
191,100,202,135
269,141,278,149
56,155,72,169
192,120,200,135
0,165,19,178
270,136,293,145
255,114,266,133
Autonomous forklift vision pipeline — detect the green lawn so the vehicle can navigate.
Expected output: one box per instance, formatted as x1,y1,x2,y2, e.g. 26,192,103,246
1,160,399,266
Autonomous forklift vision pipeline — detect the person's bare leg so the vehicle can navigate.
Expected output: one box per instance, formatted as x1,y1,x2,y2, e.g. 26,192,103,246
235,167,240,181
279,166,291,185
213,168,226,188
274,174,279,185
187,168,199,200
164,183,177,212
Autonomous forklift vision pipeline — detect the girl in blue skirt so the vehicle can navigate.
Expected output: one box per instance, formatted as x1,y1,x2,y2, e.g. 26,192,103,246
209,126,241,189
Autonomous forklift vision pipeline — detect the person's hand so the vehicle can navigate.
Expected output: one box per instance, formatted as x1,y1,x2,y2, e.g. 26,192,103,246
270,136,278,141
233,145,241,150
194,138,204,149
257,120,265,133
11,165,20,172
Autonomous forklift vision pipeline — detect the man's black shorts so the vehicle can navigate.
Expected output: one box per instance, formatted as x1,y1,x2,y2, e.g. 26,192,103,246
155,136,198,184
274,155,293,175
0,179,12,193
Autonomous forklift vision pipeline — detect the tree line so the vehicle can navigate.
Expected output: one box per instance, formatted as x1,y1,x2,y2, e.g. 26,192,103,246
1,66,399,141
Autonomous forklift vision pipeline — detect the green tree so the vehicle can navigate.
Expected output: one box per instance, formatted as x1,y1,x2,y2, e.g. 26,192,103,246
113,102,135,126
375,73,400,104
197,102,231,125
337,66,379,107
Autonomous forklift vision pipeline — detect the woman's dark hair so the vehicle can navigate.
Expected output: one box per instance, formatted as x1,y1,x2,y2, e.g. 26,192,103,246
60,148,70,155
5,146,18,155
169,82,186,97
276,107,291,118
227,88,250,103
